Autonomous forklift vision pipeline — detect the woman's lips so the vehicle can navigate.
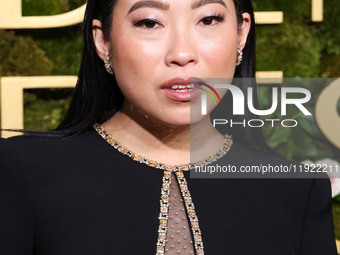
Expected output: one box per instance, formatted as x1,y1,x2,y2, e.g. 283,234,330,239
160,77,204,102
162,87,203,102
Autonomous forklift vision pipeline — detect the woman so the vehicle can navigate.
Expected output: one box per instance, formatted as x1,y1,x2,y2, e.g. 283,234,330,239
0,0,338,254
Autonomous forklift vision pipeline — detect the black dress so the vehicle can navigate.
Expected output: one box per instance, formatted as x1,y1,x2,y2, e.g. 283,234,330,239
0,128,338,255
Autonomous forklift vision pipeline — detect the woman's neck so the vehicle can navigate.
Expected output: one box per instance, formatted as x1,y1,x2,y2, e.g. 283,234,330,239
101,101,226,165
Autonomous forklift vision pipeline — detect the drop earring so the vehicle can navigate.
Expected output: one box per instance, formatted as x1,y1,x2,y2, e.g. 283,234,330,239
236,48,243,66
104,54,114,74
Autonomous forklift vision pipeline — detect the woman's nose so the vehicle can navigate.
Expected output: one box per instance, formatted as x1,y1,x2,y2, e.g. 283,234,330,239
164,29,198,68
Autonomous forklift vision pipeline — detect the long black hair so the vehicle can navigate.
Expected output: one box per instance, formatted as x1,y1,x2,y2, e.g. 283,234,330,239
4,0,270,152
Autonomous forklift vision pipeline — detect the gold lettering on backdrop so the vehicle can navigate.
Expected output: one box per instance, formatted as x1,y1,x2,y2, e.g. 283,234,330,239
0,76,77,138
256,72,284,84
312,0,323,22
315,79,340,149
255,12,283,24
0,0,86,29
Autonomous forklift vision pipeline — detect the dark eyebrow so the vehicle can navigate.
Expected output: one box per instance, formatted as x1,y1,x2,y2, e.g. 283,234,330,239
191,0,227,9
127,0,170,15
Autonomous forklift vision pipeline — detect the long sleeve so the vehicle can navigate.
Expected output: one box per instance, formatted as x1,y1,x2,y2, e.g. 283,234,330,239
300,175,338,255
0,138,34,254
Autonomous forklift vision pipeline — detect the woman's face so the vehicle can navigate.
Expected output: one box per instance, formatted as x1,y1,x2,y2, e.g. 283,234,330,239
94,0,251,126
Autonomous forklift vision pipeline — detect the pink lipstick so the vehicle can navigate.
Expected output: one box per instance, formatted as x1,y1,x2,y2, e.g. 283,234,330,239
160,77,203,102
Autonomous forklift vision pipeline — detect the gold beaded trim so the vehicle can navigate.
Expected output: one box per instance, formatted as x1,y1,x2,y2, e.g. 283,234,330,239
156,170,172,254
93,123,233,255
93,123,233,172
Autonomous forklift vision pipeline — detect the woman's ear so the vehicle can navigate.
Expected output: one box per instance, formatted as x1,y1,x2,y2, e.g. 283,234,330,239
92,19,110,61
238,13,251,51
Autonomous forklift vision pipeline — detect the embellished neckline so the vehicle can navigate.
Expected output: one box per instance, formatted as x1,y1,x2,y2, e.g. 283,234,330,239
93,123,233,172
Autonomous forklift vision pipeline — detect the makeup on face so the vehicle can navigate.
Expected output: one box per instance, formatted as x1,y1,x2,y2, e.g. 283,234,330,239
110,0,239,125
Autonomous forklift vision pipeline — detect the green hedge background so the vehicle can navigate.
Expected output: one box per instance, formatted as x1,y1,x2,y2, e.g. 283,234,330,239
0,0,339,240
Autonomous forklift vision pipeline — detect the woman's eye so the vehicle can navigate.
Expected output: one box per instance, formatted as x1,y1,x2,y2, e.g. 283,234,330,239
134,19,162,29
199,15,224,26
